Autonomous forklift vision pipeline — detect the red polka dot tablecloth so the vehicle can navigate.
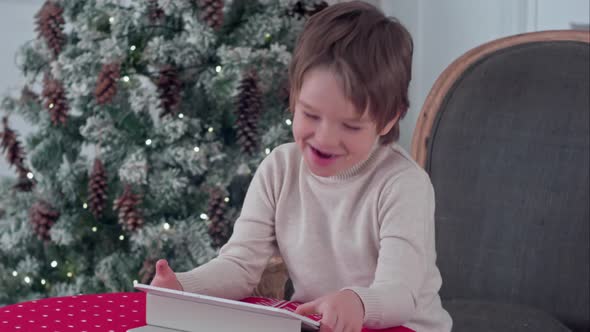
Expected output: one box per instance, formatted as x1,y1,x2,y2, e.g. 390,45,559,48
0,292,146,332
1,292,415,332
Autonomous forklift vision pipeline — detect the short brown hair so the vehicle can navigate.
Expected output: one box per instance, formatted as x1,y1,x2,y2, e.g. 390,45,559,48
289,1,413,144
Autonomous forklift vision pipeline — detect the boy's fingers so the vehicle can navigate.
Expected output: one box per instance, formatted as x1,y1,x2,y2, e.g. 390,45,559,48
151,260,182,291
155,259,172,275
333,316,345,332
295,300,318,316
319,311,336,332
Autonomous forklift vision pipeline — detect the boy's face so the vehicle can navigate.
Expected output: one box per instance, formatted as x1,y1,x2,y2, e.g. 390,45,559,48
292,68,395,177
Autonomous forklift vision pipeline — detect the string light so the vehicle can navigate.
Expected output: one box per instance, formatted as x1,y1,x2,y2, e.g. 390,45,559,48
178,113,184,119
92,226,97,232
51,261,58,268
83,203,88,209
41,279,46,285
215,66,222,73
145,139,152,146
12,271,18,277
264,32,271,40
67,272,73,278
130,45,136,51
133,280,138,285
27,172,34,179
163,222,170,230
24,276,31,284
265,148,271,155
224,197,230,203
193,146,200,152
49,103,54,109
119,235,125,241
285,119,292,126
109,17,115,24
200,213,208,220
208,127,214,133
122,76,130,82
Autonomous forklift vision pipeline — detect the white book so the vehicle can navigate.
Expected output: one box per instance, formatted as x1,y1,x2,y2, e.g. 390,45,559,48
128,284,320,332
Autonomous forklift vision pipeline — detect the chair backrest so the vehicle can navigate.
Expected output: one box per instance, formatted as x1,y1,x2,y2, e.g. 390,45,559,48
412,30,589,330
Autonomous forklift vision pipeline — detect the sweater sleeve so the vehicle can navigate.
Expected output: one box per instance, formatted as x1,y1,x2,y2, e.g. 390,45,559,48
343,169,434,329
175,153,280,300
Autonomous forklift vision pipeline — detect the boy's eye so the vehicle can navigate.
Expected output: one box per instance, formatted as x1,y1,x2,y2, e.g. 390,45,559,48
304,112,319,120
343,124,361,131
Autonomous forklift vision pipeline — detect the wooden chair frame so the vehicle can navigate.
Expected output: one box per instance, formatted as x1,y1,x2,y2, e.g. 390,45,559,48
411,30,590,167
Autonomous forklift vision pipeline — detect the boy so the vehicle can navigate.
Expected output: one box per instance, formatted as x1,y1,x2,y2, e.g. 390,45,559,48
151,2,452,331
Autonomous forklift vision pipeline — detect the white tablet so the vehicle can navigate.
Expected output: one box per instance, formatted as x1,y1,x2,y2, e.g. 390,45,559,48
134,283,320,331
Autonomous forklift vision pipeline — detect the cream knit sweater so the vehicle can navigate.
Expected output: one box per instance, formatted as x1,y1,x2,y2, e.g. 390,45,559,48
176,142,452,332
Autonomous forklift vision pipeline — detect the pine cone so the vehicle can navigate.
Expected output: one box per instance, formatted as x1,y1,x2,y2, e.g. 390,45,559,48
157,65,182,118
88,158,107,219
139,258,158,284
235,70,262,155
148,0,165,22
42,74,69,126
95,62,120,105
29,200,60,242
35,1,66,58
197,0,224,30
207,188,232,249
113,184,144,232
1,117,30,178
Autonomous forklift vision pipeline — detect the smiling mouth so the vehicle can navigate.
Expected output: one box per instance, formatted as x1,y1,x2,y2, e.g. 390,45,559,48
310,145,337,159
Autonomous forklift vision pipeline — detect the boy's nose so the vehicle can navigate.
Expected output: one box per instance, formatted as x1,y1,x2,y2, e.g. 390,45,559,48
315,123,338,147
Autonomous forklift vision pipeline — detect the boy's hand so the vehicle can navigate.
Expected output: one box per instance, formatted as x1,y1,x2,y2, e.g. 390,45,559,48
295,289,364,332
150,259,183,291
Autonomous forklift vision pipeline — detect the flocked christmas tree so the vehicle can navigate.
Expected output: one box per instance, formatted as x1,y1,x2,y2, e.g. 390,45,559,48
0,0,327,305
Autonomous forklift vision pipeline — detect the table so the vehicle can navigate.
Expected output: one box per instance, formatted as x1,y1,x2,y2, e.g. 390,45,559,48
0,292,146,332
0,292,414,332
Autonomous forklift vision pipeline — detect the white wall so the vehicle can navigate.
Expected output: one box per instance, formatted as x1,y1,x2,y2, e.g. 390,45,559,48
534,0,590,30
0,0,44,177
381,0,589,151
378,0,421,150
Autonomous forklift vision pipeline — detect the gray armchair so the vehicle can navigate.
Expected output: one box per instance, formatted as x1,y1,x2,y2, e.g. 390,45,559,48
412,30,589,332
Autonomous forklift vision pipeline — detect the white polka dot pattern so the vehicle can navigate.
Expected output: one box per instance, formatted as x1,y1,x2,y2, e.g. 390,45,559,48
1,293,415,332
0,292,145,331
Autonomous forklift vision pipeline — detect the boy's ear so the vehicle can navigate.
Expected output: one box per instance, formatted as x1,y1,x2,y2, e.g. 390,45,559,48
379,111,402,136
